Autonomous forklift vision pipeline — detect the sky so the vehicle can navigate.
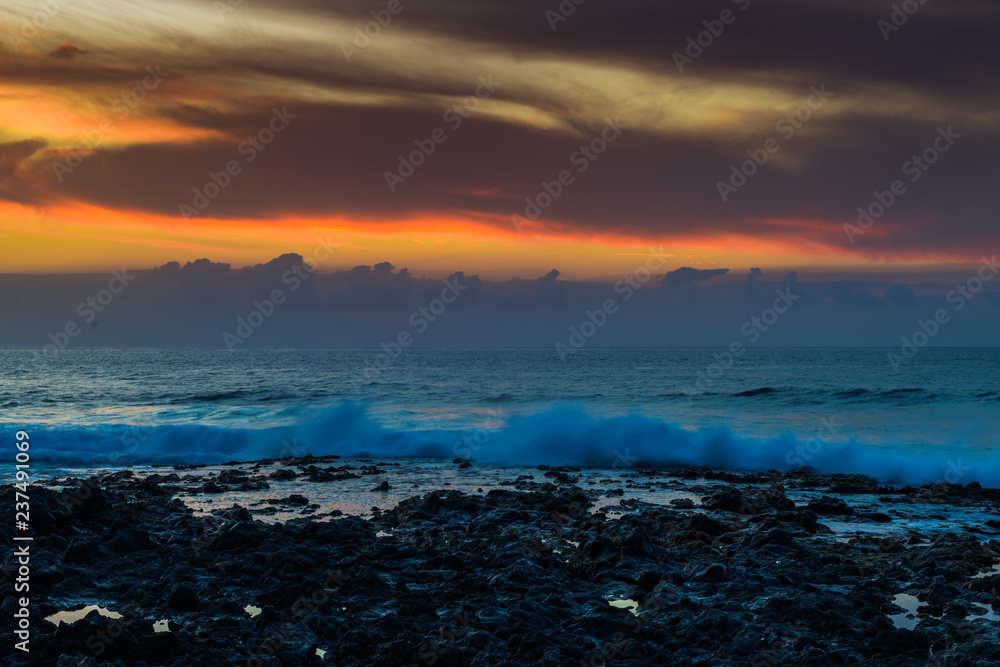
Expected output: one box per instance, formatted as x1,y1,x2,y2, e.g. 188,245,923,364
0,0,998,346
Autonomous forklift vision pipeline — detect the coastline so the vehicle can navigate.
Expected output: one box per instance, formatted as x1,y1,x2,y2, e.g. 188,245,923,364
6,457,1000,665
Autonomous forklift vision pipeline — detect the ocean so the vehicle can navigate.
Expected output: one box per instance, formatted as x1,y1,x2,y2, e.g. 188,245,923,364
3,347,998,486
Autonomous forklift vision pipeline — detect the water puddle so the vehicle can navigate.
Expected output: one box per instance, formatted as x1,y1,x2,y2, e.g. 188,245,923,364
969,603,1000,621
45,605,122,627
888,593,945,630
608,599,639,616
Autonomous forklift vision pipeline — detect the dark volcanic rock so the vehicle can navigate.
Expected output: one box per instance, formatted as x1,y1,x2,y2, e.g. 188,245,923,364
17,465,1000,667
167,584,200,611
807,495,854,515
105,523,155,553
695,563,728,582
201,480,224,494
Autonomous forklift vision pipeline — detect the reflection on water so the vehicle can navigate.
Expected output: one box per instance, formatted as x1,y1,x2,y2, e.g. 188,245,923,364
45,605,122,626
608,599,639,616
888,593,925,631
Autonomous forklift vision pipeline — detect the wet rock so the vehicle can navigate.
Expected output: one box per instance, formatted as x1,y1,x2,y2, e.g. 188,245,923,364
807,496,854,515
217,504,253,522
273,494,309,506
105,523,155,554
167,584,200,611
871,628,929,655
61,480,107,519
254,604,282,630
24,460,1000,667
695,564,728,583
702,487,749,513
202,480,224,494
217,469,249,484
637,570,664,591
688,513,734,536
64,537,104,565
690,608,738,635
920,581,959,607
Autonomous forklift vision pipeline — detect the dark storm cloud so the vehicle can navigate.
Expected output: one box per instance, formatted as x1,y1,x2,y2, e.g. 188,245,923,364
2,258,998,348
285,0,1000,96
16,96,995,257
0,54,160,88
49,43,83,59
7,0,1000,259
661,267,730,290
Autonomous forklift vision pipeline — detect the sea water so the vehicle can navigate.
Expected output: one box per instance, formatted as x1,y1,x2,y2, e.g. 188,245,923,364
2,347,997,485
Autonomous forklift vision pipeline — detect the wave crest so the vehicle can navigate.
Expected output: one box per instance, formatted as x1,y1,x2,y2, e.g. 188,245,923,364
22,403,1000,487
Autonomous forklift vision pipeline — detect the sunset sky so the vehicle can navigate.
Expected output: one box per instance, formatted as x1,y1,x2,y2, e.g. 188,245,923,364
1,0,998,280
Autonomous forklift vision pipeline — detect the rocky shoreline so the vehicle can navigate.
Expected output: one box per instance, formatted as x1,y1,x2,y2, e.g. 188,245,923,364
4,458,1000,666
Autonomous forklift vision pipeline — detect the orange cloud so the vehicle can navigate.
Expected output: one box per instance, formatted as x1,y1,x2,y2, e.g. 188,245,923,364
0,199,977,280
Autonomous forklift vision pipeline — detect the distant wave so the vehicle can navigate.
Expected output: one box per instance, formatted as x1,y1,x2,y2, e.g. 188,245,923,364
161,389,336,403
23,403,1000,487
830,388,943,403
831,388,869,399
725,386,948,404
733,387,780,397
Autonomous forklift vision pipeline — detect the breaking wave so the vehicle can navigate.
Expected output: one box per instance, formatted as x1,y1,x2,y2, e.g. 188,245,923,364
23,403,1000,487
